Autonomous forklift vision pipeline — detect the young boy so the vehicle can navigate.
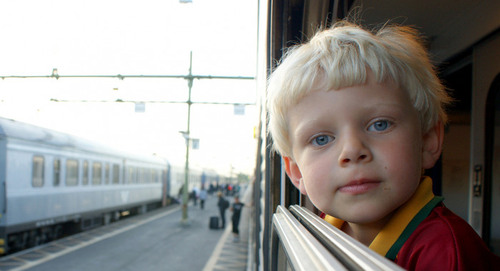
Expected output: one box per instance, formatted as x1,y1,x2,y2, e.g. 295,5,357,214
267,21,500,270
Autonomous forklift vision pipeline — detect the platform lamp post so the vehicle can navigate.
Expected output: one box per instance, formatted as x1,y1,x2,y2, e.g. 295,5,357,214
180,51,194,225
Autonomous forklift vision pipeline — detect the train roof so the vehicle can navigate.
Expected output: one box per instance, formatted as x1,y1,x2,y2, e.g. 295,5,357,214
0,117,167,164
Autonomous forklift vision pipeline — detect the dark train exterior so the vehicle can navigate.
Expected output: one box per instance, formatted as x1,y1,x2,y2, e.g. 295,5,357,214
250,0,500,269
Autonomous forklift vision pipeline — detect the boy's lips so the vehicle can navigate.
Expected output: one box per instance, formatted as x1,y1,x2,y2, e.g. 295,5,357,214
338,179,380,195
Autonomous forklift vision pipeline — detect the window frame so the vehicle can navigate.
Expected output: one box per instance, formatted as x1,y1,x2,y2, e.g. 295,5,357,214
112,164,120,184
65,159,79,186
32,155,45,187
92,162,102,185
82,160,89,185
53,158,61,186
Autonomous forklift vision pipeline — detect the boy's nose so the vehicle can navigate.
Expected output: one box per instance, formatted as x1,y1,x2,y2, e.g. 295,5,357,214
338,134,372,166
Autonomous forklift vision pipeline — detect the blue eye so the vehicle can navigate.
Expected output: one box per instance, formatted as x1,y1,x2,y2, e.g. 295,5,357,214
312,135,333,146
368,120,391,132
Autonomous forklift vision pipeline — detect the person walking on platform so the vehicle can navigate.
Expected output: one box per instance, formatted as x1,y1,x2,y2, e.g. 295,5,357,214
199,188,207,209
191,187,199,206
230,196,244,242
217,191,229,228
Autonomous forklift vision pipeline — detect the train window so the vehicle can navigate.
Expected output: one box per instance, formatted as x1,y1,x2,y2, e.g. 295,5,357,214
146,168,152,183
129,167,136,184
53,159,61,186
125,167,130,184
139,168,144,183
32,156,44,187
152,169,158,183
92,162,102,185
105,163,110,184
66,159,78,186
83,160,89,185
123,166,128,184
112,164,119,184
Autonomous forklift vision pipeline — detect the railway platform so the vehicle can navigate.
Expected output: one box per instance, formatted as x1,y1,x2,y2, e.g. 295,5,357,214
0,186,254,271
203,185,254,271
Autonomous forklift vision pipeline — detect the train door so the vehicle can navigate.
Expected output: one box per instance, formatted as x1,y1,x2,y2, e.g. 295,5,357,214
471,31,500,255
485,74,500,255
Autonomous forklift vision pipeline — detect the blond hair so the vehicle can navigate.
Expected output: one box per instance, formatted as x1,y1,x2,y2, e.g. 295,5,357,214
267,21,451,157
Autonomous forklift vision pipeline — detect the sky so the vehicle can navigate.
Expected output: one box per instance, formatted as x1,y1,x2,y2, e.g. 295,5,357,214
0,0,259,177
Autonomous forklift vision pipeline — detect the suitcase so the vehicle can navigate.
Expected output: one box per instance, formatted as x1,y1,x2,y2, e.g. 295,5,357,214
209,216,219,229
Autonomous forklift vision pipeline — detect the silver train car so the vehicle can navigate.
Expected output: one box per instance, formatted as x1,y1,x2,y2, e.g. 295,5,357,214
0,117,187,254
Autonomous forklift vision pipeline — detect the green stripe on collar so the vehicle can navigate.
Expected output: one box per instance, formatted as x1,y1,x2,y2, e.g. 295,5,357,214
385,196,443,260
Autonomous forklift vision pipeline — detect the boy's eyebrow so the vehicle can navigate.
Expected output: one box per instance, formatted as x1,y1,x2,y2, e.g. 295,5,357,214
289,119,330,141
290,103,411,134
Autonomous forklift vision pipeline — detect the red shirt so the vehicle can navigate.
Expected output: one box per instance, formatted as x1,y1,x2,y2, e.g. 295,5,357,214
325,177,500,270
395,205,500,270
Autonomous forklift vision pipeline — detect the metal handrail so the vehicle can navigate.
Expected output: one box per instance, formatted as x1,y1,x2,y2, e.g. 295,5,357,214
272,205,347,270
288,205,404,271
271,205,405,270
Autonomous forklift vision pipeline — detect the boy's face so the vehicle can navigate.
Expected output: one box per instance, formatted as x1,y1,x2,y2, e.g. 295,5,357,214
284,75,438,225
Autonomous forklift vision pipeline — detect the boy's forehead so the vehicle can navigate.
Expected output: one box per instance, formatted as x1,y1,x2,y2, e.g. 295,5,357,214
306,72,402,96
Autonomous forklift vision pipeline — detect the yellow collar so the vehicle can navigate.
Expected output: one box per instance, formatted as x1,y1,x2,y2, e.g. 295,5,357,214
324,177,442,259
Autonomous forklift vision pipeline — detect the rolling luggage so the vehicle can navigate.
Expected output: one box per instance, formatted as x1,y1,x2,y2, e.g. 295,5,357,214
209,216,219,229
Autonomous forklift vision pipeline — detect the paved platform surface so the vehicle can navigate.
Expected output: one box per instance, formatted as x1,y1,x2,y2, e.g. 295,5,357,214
203,186,253,271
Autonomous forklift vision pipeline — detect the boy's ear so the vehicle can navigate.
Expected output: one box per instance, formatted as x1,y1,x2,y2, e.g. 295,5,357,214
283,156,308,195
422,121,444,169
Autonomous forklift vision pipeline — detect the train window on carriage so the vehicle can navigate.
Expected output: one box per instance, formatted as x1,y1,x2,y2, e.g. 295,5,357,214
136,167,140,183
136,168,144,183
83,160,89,185
144,168,149,183
92,162,102,185
54,159,61,186
146,168,151,183
66,159,78,186
152,169,158,183
126,167,131,184
130,167,136,184
137,168,141,183
112,164,119,184
32,156,44,187
123,166,128,184
105,163,110,184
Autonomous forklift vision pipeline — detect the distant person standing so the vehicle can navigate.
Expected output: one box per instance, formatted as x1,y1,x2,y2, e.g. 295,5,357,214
217,192,229,228
230,196,244,242
199,188,207,209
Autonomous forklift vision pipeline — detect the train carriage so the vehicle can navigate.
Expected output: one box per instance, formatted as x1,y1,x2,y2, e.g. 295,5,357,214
0,117,172,254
